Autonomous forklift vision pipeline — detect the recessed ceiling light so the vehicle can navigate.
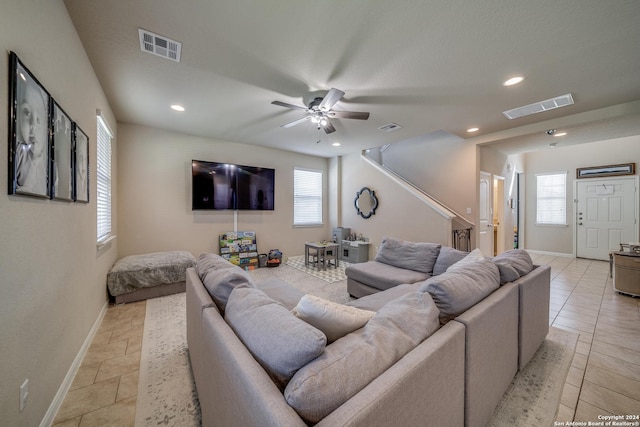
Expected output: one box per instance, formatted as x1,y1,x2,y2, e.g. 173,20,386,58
467,127,479,133
170,104,185,112
503,76,524,86
332,142,341,147
553,132,567,137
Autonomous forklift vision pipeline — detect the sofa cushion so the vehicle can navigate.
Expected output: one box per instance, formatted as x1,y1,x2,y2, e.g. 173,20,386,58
447,248,485,272
200,263,256,314
225,287,326,388
419,258,500,324
433,246,469,276
346,283,417,312
346,261,430,291
284,291,441,423
196,252,236,278
374,237,441,274
292,294,376,343
492,249,534,284
256,277,305,310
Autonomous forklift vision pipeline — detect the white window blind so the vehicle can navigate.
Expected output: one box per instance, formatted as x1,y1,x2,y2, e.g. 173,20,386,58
96,114,113,243
536,172,567,225
293,168,322,226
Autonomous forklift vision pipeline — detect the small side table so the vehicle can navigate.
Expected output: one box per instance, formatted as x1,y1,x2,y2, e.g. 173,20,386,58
304,242,339,271
612,251,640,297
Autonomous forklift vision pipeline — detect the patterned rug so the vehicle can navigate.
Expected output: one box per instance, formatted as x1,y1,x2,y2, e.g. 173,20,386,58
284,255,350,283
136,272,577,426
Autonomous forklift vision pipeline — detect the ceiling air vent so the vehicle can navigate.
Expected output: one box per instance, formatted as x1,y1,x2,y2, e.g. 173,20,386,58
502,93,574,120
138,28,182,62
378,123,403,132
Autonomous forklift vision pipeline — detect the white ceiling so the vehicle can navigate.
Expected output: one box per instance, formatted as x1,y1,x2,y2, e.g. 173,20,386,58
63,0,640,157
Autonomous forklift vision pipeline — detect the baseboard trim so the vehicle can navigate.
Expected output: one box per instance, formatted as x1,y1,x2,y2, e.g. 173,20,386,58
525,249,575,258
40,300,109,427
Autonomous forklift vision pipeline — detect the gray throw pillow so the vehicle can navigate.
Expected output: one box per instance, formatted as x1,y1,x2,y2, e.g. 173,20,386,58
433,246,468,276
284,292,441,423
374,237,441,274
492,249,534,281
225,287,327,388
196,252,236,282
419,258,500,324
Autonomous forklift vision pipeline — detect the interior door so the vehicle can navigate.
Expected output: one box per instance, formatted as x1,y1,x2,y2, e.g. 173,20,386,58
576,177,638,260
479,171,493,257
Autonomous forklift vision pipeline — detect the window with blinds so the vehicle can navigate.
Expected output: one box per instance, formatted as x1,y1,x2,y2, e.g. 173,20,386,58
293,167,323,226
96,114,113,243
536,172,567,225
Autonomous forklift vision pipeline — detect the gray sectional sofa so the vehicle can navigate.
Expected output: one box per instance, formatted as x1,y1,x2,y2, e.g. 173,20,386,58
186,238,550,427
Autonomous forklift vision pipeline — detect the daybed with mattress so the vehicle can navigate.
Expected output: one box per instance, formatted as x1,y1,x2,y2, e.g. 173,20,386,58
107,250,196,303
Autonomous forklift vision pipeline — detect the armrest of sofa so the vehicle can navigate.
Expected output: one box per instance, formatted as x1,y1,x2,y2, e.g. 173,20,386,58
317,321,465,427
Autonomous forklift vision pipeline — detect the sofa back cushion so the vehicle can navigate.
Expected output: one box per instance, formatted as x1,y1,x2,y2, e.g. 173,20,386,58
492,249,534,284
419,258,500,324
447,248,485,272
225,287,327,388
196,253,256,314
284,291,441,423
433,246,469,276
374,237,441,274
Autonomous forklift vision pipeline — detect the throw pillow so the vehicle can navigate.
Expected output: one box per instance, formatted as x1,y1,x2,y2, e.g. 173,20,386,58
446,248,485,272
433,246,469,275
420,258,500,324
196,252,236,282
374,236,441,274
285,291,441,423
225,287,327,388
492,249,534,283
292,294,376,343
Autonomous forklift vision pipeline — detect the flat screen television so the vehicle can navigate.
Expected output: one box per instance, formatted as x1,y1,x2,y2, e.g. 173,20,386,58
192,160,275,211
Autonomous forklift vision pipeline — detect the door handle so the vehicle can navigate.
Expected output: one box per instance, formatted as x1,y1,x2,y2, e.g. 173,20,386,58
578,222,583,225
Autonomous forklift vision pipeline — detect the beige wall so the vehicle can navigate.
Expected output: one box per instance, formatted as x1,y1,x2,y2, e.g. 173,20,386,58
524,135,640,254
116,123,330,258
0,1,118,425
339,152,453,258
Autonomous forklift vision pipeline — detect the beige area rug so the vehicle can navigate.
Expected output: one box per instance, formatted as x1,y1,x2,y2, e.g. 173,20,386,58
136,269,577,427
488,326,579,427
135,292,201,427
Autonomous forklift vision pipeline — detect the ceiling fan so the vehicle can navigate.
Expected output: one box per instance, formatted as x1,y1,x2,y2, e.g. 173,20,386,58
271,88,369,134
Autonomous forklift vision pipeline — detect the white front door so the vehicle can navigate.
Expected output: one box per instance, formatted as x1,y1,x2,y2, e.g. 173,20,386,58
479,171,493,257
576,177,638,260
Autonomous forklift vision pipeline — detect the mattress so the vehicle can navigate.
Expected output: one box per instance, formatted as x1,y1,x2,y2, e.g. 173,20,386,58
107,251,196,297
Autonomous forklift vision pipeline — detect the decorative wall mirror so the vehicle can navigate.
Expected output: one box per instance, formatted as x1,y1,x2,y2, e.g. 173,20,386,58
354,187,378,219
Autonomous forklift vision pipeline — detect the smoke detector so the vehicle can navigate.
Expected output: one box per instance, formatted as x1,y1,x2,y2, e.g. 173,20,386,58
138,29,182,62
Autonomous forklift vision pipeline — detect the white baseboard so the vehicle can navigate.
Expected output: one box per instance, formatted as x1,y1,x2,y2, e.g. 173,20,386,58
525,249,575,258
40,300,109,427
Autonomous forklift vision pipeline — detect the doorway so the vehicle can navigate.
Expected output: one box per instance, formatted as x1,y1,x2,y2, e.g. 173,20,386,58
493,176,505,256
479,171,492,257
575,177,638,260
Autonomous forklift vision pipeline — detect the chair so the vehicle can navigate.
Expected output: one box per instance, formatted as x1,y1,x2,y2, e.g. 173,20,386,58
323,247,338,270
306,247,319,267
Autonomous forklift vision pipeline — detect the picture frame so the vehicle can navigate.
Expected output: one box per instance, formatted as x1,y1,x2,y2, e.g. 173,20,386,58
74,124,89,203
576,163,635,179
7,51,51,198
51,101,74,201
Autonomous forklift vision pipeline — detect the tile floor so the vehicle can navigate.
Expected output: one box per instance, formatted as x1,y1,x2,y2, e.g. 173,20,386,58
51,256,640,426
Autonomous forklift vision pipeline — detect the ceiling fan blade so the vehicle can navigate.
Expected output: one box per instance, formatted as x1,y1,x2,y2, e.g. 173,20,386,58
271,100,308,111
281,116,311,128
319,88,345,111
321,120,336,134
327,111,370,120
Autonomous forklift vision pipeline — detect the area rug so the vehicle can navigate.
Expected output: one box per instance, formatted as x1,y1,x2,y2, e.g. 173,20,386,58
488,326,579,427
135,292,201,427
285,254,350,283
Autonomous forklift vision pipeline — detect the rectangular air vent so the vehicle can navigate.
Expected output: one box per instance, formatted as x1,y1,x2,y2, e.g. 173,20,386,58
138,29,182,62
378,123,403,132
502,94,574,120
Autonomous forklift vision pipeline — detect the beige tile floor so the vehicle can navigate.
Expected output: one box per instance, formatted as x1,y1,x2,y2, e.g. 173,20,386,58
52,256,640,426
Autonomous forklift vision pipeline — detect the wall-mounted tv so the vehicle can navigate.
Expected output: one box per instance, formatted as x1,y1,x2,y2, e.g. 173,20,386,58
192,160,275,211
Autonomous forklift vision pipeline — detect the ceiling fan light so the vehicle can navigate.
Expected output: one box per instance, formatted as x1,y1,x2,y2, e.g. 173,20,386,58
320,118,328,126
311,116,319,124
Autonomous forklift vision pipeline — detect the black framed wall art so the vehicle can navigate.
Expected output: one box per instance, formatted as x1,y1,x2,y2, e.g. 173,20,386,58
74,124,89,203
51,101,74,201
8,52,51,198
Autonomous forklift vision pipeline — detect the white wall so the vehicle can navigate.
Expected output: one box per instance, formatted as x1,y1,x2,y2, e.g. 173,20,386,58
0,1,118,425
524,135,640,254
116,123,330,258
339,152,452,257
